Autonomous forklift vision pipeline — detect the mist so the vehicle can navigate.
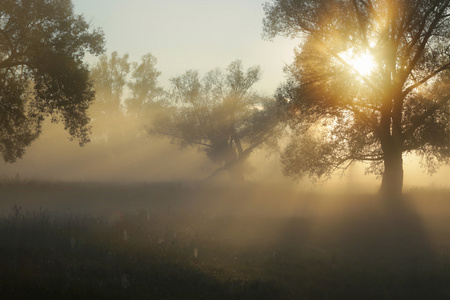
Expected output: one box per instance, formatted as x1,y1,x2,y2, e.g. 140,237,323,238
3,0,450,298
2,75,450,299
1,117,449,191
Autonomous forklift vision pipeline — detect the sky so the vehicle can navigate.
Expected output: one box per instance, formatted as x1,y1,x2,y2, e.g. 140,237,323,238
2,0,450,188
71,0,299,95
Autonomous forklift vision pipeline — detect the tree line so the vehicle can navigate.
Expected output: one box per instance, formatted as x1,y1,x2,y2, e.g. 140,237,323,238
2,0,450,199
89,52,286,182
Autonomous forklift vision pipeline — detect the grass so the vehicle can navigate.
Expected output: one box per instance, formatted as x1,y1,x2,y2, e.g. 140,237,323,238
0,180,450,299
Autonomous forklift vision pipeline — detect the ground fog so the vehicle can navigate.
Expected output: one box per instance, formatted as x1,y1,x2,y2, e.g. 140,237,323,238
1,180,450,299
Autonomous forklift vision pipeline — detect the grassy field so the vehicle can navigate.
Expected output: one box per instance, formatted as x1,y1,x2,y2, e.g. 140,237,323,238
0,180,450,299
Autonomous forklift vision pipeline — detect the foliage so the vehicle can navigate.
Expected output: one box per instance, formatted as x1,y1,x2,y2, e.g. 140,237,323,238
88,51,164,149
150,60,285,180
90,52,130,117
0,0,104,162
126,53,164,119
264,0,450,196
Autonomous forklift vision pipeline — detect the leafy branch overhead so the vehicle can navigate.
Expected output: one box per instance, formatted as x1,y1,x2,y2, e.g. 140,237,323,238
0,0,104,162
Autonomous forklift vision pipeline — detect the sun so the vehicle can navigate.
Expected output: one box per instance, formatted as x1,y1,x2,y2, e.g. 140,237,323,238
339,48,376,77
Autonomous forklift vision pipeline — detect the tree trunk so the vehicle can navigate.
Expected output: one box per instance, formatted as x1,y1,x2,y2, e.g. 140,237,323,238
379,90,404,200
380,148,403,200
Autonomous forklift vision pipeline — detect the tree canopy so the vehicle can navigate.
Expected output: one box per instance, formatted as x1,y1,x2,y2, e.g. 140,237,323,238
0,0,104,162
126,53,164,120
150,60,284,181
264,0,450,197
90,51,130,119
89,51,163,144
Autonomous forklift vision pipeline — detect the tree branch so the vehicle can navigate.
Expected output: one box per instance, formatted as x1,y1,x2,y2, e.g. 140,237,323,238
402,94,450,140
148,127,214,149
402,61,450,98
402,0,450,83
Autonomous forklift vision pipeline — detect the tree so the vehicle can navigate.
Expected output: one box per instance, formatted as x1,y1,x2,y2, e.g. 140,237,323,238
90,52,164,143
0,0,104,162
90,52,130,116
126,53,164,120
90,51,130,141
150,60,284,182
264,0,450,198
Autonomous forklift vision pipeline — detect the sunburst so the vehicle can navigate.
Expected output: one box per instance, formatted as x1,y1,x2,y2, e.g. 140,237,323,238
339,49,376,77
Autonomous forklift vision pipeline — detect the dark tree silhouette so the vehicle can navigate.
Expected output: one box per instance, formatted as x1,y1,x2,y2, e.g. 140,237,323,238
150,60,284,181
0,0,104,162
264,0,450,198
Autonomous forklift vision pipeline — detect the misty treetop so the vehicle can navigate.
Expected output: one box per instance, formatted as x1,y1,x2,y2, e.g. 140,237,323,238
90,52,131,118
88,54,285,181
90,52,164,118
89,51,164,145
150,60,286,181
0,0,104,162
126,53,164,118
264,0,450,197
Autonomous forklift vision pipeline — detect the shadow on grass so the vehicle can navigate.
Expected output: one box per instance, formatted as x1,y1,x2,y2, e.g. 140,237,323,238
262,194,450,299
1,182,450,299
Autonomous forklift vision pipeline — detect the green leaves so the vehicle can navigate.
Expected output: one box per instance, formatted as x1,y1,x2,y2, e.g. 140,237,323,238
0,0,105,161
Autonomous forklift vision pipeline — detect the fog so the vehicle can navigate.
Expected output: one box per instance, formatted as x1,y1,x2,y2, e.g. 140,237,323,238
1,118,449,191
4,1,450,298
1,82,449,298
0,120,208,182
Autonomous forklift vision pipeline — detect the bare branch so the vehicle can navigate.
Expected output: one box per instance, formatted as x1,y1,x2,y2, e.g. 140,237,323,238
148,127,214,149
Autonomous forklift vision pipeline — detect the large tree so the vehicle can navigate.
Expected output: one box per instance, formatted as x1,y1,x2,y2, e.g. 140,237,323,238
150,60,284,181
264,0,450,198
0,0,104,162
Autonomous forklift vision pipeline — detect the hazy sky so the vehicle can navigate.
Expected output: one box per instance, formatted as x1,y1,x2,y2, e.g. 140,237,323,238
72,0,299,95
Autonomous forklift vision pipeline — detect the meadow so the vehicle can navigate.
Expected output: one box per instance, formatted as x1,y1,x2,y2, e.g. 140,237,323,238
0,179,450,299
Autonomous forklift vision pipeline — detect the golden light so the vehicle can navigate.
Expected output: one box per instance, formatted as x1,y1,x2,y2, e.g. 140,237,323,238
338,48,376,77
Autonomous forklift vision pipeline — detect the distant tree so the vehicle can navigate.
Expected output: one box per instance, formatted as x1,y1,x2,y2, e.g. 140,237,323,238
0,0,104,162
126,53,164,120
91,51,130,114
90,51,130,140
264,0,450,198
90,52,164,143
150,60,285,181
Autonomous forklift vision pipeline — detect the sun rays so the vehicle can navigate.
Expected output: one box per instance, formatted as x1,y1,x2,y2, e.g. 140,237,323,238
338,48,376,77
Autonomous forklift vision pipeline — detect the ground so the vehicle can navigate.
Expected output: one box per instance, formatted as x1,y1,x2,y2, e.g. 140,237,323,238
0,179,449,299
